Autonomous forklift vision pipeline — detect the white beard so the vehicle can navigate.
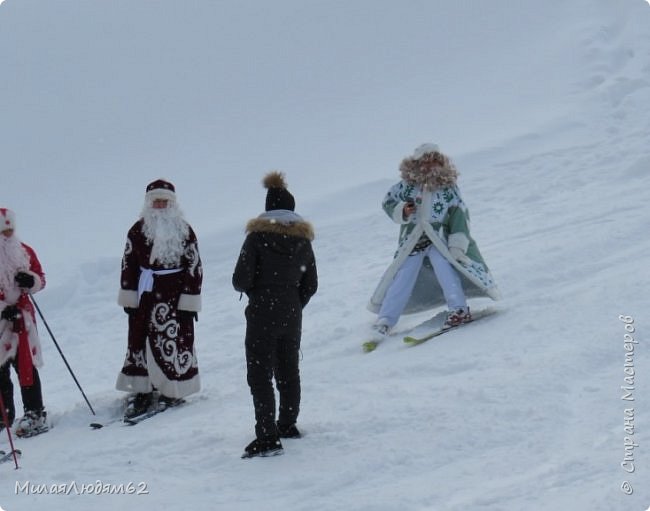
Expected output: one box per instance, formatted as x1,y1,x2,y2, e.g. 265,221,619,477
0,235,29,295
140,203,190,267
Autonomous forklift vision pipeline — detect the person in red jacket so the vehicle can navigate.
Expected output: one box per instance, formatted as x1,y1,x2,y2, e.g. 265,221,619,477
0,208,48,437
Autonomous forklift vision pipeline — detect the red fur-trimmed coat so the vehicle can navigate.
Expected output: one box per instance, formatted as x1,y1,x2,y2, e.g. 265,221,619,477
0,243,46,382
116,219,202,399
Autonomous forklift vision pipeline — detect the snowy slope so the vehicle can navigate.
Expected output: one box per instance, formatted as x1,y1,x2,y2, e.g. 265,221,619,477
1,1,650,510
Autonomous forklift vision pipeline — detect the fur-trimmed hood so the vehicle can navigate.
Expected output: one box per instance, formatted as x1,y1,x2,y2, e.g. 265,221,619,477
399,151,458,191
246,211,314,241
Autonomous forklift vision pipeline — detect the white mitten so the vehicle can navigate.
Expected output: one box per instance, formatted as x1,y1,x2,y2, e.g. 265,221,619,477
449,246,471,265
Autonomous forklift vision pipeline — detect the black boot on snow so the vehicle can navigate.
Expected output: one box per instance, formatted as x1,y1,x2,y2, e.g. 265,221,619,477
277,422,301,439
157,395,184,412
241,437,283,459
124,393,153,419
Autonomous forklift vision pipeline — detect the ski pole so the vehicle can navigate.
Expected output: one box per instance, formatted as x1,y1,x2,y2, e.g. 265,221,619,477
0,392,20,469
29,295,96,416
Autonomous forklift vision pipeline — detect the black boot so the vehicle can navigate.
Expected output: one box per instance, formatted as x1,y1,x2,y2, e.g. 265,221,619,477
241,437,283,459
277,422,301,439
124,392,153,419
157,394,184,412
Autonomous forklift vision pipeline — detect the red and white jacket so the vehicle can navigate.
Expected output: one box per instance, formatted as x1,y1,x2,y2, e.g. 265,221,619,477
0,242,46,384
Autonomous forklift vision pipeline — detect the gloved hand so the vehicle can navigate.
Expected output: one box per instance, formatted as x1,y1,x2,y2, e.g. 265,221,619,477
15,272,35,289
449,246,472,265
402,201,417,220
1,305,20,322
123,307,138,316
178,310,198,322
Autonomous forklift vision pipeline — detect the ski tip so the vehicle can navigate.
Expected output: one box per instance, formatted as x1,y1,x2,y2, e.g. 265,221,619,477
362,341,379,353
89,422,104,429
403,336,429,346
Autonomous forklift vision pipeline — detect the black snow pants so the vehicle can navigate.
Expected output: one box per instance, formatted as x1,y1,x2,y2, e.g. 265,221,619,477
0,353,44,426
245,308,302,441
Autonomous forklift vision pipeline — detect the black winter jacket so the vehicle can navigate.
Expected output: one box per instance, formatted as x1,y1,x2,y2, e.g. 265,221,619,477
233,212,318,324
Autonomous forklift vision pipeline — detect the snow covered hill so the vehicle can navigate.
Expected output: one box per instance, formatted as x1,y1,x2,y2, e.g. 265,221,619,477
1,1,650,510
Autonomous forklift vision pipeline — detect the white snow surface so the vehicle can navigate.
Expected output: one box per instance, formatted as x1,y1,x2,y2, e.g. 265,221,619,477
1,1,650,510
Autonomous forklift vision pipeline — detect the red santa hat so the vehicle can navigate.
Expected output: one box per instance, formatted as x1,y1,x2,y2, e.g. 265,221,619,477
0,208,16,231
145,179,176,203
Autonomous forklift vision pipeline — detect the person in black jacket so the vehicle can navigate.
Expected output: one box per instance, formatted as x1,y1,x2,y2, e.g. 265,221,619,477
233,171,318,458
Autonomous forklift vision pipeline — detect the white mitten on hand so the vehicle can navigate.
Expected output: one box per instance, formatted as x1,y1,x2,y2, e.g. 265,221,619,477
449,246,471,265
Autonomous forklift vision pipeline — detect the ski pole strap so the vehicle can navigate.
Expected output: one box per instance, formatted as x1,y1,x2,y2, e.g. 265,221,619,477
137,267,182,303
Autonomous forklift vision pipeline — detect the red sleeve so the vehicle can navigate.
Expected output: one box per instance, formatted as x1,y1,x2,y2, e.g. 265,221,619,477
22,243,46,292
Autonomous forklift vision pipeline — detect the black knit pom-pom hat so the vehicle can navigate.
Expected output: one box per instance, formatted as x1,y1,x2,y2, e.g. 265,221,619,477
263,171,295,212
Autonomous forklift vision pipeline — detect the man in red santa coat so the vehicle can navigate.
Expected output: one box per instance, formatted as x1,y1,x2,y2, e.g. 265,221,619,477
116,180,203,419
0,208,48,437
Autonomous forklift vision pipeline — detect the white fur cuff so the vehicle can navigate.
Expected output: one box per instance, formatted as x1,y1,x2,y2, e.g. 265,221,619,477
391,201,411,224
178,293,201,312
26,270,44,293
448,232,470,253
146,189,176,203
118,289,139,308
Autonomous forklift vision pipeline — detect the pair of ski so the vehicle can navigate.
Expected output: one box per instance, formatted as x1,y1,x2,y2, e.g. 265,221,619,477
362,308,497,352
0,449,22,464
89,398,186,429
124,398,186,426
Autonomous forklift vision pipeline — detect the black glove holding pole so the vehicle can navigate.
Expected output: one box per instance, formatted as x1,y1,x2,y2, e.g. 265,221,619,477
1,305,20,322
15,271,35,289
